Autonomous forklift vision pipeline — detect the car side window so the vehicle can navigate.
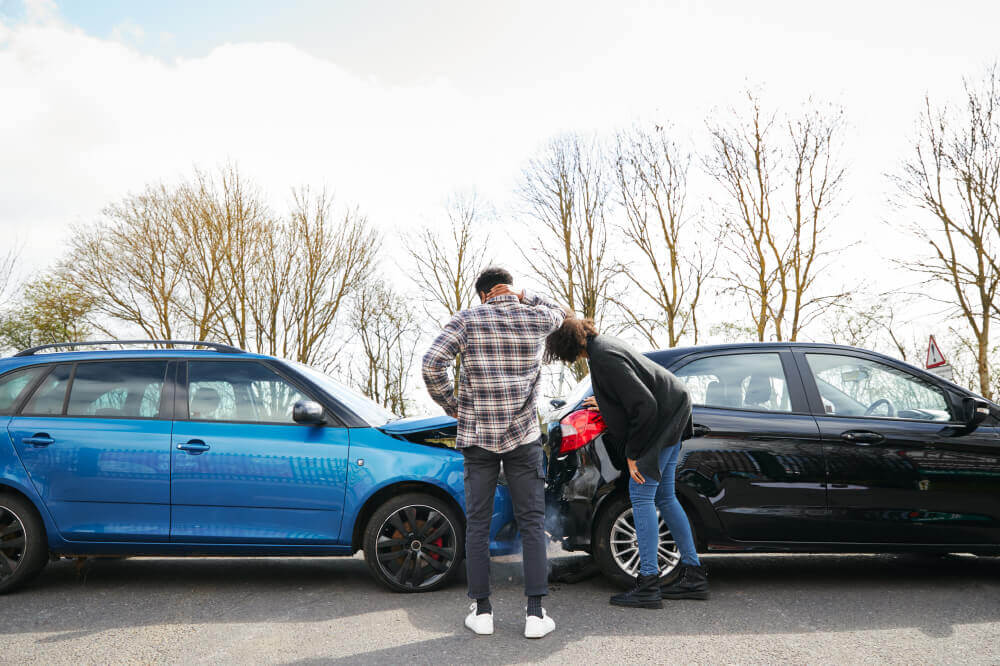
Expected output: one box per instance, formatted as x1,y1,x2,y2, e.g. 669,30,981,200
187,361,311,424
805,353,952,421
20,364,73,416
67,361,168,419
675,353,792,413
0,366,46,415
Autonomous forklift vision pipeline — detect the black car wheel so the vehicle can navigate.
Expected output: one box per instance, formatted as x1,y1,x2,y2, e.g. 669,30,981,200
363,493,464,593
0,493,49,595
593,493,688,588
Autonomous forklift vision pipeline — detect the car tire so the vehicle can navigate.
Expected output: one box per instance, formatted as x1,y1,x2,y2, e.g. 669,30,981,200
363,493,465,593
592,493,691,588
0,493,49,595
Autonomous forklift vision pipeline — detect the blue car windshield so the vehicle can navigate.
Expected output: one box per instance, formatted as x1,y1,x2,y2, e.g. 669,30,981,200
289,361,397,426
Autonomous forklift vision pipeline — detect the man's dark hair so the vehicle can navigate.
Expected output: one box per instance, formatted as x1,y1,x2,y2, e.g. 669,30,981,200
474,266,514,297
545,317,599,364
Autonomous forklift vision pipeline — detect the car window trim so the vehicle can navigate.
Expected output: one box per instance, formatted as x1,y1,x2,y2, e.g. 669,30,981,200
792,348,963,424
180,358,346,428
668,348,813,416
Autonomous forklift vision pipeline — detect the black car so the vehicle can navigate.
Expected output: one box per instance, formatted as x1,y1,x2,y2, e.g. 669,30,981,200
543,342,1000,586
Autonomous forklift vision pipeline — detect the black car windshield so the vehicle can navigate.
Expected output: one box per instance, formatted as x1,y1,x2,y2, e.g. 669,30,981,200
289,361,397,426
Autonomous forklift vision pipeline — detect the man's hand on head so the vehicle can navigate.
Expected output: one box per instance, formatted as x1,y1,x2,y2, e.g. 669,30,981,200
485,284,524,302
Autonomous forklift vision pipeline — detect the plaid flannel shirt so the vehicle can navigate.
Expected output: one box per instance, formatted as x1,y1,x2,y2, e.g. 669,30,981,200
422,291,566,454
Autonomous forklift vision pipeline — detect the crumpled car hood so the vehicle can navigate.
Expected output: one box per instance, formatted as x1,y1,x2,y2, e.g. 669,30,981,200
378,413,456,435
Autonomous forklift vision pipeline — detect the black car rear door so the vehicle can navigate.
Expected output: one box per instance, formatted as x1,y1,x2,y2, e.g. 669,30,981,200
670,348,828,542
795,348,1000,545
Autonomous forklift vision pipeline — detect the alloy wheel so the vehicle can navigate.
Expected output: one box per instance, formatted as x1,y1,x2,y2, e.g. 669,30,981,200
0,505,27,582
374,504,457,590
610,508,681,578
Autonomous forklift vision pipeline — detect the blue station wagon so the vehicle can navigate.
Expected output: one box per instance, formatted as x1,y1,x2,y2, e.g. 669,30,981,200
0,341,517,594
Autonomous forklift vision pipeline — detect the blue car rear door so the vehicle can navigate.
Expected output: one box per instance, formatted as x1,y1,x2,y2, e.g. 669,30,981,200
7,360,173,541
169,359,350,544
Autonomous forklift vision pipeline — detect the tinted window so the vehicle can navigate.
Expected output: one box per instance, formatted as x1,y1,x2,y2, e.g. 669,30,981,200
188,361,311,424
0,366,45,415
806,354,952,421
67,361,168,419
21,364,72,416
675,353,792,413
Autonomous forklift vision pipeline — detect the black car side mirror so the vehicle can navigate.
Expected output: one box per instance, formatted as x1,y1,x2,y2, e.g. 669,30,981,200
964,397,992,430
550,399,566,409
293,400,325,425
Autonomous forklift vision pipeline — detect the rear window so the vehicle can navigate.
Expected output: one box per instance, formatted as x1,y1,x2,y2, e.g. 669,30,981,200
21,364,73,416
674,353,792,413
67,361,168,419
0,366,45,415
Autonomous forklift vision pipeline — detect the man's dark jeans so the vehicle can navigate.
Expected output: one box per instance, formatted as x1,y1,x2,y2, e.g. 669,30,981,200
462,439,548,600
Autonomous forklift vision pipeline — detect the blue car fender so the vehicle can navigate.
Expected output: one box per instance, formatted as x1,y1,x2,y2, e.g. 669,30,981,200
341,428,519,554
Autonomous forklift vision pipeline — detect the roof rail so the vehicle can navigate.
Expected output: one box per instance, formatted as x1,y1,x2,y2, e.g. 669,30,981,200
13,340,246,357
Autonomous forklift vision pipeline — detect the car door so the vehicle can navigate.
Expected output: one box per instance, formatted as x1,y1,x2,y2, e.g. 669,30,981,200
7,360,173,541
671,349,828,541
797,349,1000,545
170,359,350,544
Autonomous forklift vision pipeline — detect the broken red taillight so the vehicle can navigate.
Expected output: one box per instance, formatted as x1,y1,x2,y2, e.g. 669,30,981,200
558,409,607,454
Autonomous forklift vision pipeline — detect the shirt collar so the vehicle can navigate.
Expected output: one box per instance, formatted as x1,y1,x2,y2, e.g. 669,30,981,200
486,294,519,305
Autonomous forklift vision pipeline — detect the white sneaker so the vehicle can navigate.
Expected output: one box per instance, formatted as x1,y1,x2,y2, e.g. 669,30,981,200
464,602,494,635
524,608,555,639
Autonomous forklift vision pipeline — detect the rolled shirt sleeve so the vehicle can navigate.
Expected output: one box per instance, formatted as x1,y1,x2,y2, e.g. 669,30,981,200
521,289,567,334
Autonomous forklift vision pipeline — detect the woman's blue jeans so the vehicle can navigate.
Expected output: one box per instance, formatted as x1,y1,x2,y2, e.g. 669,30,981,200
628,442,701,576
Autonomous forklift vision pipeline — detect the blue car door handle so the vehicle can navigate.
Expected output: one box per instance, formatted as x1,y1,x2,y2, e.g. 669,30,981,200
177,439,210,454
22,433,54,447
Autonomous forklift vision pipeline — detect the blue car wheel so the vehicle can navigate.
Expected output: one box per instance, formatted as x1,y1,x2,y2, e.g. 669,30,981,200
363,493,464,593
0,493,49,594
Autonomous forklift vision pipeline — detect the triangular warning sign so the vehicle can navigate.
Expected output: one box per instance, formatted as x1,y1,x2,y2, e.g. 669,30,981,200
926,335,947,368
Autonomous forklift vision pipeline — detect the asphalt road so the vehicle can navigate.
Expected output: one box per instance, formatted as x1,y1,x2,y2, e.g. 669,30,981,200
4,549,1000,665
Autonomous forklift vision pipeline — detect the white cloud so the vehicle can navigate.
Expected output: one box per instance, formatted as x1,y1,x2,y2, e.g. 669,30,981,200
0,2,996,320
0,16,580,275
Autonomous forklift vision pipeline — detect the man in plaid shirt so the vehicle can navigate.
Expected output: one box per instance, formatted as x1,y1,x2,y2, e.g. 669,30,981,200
422,266,565,639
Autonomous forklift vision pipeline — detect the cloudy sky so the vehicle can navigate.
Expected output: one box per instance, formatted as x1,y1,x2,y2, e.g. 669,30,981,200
1,0,998,312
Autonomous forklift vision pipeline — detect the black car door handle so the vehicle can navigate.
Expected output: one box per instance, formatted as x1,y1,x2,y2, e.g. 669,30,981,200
692,424,711,438
177,439,210,454
22,433,54,447
840,430,885,446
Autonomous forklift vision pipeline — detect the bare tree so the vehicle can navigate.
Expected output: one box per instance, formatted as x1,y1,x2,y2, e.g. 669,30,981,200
63,165,376,365
894,67,1000,400
613,123,714,347
407,191,491,390
823,295,914,361
349,278,420,416
408,191,491,321
66,183,187,340
706,91,848,342
0,247,20,304
518,133,615,379
284,189,379,366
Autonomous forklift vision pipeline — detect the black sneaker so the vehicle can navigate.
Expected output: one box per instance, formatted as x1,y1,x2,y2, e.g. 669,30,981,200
610,573,663,609
660,565,709,600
